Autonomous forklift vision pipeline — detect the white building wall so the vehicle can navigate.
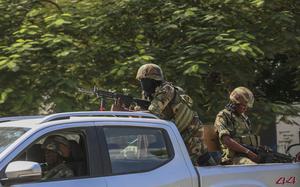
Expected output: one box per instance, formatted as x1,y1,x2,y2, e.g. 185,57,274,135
276,116,300,157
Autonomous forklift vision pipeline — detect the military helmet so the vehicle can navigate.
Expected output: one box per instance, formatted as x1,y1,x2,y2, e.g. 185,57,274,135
42,135,70,157
229,87,254,108
136,63,164,81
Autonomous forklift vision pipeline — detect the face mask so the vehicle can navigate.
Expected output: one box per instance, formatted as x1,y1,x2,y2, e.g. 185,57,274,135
140,78,161,98
225,102,237,112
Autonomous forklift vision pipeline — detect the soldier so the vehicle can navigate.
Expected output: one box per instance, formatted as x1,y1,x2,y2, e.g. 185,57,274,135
214,87,260,165
112,63,215,166
41,135,74,180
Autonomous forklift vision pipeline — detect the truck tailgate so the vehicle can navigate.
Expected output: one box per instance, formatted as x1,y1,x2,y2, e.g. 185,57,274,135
197,163,300,187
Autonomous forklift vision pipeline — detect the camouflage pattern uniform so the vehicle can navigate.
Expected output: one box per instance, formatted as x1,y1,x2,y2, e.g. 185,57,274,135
41,135,74,180
148,82,208,164
136,64,210,165
214,87,258,165
214,108,256,165
42,162,74,180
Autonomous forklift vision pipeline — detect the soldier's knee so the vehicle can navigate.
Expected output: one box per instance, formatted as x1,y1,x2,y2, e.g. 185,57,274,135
233,157,257,165
197,152,218,166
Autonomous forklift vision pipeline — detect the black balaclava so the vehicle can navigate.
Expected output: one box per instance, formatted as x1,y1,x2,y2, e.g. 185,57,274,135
140,78,162,100
225,101,237,112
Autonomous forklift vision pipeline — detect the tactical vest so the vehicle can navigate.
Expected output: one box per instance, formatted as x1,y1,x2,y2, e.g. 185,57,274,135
222,110,260,147
163,86,195,132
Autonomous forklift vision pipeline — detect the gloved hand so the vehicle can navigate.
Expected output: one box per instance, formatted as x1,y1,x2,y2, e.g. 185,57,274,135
110,98,128,111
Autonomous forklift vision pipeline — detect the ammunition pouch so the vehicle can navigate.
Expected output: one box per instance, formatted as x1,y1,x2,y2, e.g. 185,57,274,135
234,135,260,147
241,135,260,147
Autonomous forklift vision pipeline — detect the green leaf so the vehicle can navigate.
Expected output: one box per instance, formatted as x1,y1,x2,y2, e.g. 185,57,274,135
0,59,8,67
7,61,17,69
240,43,250,50
9,54,21,59
231,46,240,52
54,19,69,27
113,46,121,51
208,48,216,53
117,69,125,76
56,51,71,57
136,34,144,40
252,46,265,56
41,33,55,38
16,39,25,43
27,9,41,17
163,24,178,30
62,13,72,17
140,55,154,61
27,31,37,35
0,88,13,104
184,9,196,17
44,15,57,22
19,28,27,34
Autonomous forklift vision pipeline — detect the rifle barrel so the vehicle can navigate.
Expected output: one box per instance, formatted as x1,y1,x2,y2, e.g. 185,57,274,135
79,87,150,110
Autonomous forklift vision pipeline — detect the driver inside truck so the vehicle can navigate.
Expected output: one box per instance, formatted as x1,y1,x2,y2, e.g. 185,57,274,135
41,135,74,180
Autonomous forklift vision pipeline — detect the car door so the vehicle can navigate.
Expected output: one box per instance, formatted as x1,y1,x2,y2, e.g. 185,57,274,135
0,122,107,187
95,121,193,187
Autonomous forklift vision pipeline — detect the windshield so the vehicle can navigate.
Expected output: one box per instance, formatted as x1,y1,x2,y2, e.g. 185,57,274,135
0,127,29,154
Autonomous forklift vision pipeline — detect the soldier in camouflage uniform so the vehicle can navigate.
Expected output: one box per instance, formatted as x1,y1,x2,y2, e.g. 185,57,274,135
41,135,74,180
134,63,215,166
214,87,260,165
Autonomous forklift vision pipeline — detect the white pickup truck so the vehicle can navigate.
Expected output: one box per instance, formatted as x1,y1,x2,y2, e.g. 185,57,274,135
0,111,299,187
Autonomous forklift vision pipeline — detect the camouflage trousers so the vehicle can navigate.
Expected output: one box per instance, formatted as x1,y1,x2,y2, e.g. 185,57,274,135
180,116,212,165
232,156,257,165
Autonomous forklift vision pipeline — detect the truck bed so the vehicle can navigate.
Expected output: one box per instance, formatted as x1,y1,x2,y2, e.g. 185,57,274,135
197,163,300,187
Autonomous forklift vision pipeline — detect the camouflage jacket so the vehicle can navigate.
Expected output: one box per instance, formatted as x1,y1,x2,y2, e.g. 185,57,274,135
148,82,197,132
42,162,74,180
214,108,255,163
147,82,209,165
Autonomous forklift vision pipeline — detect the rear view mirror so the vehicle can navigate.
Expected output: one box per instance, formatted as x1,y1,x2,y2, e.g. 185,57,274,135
1,161,41,185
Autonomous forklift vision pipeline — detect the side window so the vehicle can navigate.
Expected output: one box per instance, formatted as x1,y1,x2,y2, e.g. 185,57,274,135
12,129,89,181
103,127,173,175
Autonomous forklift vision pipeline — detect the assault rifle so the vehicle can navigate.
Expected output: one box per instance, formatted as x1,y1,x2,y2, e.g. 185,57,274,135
242,144,293,163
78,87,150,110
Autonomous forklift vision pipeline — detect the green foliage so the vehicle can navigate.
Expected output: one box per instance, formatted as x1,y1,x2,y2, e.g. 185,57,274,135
0,0,299,140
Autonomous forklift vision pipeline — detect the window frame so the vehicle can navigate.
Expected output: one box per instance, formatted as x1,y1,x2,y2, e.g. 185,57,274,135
0,124,104,184
98,125,175,176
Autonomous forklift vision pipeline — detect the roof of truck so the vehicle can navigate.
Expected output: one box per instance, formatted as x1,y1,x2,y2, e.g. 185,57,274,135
0,111,169,129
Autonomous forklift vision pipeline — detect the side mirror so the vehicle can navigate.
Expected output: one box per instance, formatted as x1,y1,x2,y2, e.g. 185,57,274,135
1,161,41,185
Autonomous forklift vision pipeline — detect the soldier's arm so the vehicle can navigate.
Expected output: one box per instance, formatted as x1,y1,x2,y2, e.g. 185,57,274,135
222,135,258,162
214,113,231,141
148,85,175,118
110,98,129,111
